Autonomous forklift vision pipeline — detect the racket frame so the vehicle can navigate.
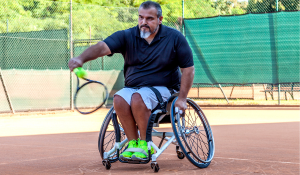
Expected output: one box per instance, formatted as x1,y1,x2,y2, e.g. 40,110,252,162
74,76,109,114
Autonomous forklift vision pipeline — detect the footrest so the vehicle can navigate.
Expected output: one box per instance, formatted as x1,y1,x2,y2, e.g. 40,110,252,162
127,159,148,164
119,157,149,164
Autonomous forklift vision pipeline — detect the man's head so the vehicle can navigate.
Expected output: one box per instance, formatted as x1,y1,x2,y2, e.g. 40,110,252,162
138,1,163,39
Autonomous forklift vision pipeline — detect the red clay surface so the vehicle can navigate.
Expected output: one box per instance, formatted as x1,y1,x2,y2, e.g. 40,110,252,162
0,109,299,175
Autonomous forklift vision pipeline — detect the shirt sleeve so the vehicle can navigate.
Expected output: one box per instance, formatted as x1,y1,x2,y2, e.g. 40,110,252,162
175,33,194,68
103,30,126,55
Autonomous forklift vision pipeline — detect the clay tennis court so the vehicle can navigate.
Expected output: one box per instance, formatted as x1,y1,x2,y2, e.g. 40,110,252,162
0,107,299,174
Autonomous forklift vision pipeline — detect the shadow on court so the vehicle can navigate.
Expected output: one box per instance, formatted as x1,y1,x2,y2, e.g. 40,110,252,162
0,121,299,175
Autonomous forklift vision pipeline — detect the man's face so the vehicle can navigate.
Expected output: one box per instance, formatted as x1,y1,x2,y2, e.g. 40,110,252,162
138,7,163,38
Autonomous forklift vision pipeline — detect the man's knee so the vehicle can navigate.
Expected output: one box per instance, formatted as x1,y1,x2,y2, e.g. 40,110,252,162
113,95,128,108
131,93,146,109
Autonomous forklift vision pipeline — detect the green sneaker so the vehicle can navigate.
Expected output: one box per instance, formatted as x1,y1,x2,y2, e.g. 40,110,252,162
119,139,138,160
131,139,155,160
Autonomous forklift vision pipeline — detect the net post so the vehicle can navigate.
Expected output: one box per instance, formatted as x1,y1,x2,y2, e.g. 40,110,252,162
0,68,15,114
218,84,229,104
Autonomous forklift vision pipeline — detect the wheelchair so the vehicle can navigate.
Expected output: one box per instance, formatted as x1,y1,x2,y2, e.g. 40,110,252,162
98,92,215,172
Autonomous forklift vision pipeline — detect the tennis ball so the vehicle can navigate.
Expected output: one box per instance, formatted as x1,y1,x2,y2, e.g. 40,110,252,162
73,67,87,78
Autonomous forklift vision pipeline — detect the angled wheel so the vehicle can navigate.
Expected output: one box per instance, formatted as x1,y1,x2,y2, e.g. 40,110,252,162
102,159,111,170
177,151,185,159
150,162,160,172
98,107,127,163
170,98,215,168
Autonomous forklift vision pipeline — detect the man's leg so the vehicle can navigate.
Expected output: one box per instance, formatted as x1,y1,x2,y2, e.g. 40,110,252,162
113,95,138,141
130,93,151,140
130,92,154,160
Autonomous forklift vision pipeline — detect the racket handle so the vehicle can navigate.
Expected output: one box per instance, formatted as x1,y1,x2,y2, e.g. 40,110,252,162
73,67,87,78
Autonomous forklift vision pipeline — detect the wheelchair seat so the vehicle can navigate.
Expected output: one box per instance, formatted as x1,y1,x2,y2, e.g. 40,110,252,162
98,92,215,172
152,92,178,127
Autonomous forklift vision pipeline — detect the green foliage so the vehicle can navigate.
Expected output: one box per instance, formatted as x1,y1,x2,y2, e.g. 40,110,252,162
1,0,283,37
247,0,300,13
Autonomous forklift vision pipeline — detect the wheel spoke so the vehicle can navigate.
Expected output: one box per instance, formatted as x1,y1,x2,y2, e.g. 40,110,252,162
99,109,128,162
172,99,214,166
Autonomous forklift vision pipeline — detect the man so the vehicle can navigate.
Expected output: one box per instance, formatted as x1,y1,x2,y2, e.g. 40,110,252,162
68,1,194,161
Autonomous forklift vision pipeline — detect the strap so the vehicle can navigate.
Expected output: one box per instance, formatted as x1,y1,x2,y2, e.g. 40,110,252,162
148,87,165,109
125,148,148,156
158,132,166,149
125,86,170,110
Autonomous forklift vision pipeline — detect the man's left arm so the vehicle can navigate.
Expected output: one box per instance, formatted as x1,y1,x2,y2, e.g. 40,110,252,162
174,31,195,112
175,66,195,112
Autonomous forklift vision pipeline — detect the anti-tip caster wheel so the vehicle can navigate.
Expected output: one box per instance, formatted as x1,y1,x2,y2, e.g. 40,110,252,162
177,151,185,159
150,162,160,173
102,160,111,170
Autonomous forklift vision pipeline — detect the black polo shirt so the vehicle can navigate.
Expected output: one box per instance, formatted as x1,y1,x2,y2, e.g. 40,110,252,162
103,24,193,91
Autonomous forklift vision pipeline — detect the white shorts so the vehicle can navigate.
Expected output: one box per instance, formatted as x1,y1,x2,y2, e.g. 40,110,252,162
114,86,173,110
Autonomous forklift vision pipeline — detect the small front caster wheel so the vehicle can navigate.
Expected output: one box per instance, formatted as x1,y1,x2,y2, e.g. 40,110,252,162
102,160,111,170
150,162,160,172
177,151,185,159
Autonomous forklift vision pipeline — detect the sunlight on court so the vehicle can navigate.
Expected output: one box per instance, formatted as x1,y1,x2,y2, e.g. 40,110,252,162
0,108,299,137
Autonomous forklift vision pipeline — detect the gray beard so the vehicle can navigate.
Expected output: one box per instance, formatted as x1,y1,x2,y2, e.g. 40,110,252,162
140,30,151,39
140,25,159,39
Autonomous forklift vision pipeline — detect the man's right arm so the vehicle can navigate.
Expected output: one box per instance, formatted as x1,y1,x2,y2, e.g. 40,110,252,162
68,41,111,71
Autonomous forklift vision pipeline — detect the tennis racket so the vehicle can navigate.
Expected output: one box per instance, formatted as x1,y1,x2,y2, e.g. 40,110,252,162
73,67,108,114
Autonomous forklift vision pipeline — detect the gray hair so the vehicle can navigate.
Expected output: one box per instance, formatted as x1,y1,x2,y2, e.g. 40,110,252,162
139,1,162,18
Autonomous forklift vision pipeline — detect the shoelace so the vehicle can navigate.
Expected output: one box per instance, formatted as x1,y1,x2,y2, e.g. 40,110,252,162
128,140,137,148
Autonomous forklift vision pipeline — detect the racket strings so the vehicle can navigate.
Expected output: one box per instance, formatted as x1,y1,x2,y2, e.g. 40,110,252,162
74,79,108,114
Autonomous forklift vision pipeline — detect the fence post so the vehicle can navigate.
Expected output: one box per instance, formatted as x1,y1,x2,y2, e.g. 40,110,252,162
197,83,199,97
6,19,8,33
278,84,280,105
252,84,255,100
89,26,92,69
219,84,229,104
182,0,185,35
70,0,74,110
276,0,279,11
0,68,14,114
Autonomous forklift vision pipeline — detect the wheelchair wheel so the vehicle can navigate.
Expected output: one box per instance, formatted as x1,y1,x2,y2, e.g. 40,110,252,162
98,107,127,163
170,98,215,168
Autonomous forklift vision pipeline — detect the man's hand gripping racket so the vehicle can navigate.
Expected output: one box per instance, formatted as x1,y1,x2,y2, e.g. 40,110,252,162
73,67,108,114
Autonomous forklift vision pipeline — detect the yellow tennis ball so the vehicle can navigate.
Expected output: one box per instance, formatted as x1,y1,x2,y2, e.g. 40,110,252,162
73,67,87,78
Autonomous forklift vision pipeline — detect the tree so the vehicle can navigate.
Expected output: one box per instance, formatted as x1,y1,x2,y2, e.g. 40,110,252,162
247,0,300,13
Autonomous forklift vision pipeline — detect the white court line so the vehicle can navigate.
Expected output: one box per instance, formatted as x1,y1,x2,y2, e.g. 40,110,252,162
0,143,93,150
0,151,98,165
161,153,299,165
214,157,300,165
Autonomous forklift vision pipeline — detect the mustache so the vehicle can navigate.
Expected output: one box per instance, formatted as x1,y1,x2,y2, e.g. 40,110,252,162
140,25,150,29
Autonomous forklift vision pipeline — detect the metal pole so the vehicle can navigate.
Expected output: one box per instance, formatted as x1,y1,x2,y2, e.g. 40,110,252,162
89,26,92,70
89,26,91,46
182,0,185,35
197,84,199,98
219,84,229,104
70,0,74,110
278,84,281,105
0,68,14,114
6,19,8,33
276,0,278,11
252,84,255,100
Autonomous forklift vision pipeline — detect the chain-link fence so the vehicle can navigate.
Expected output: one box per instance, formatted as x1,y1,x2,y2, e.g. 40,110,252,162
0,0,299,113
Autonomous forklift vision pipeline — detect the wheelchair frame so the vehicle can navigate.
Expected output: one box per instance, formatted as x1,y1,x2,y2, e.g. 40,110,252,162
99,96,215,172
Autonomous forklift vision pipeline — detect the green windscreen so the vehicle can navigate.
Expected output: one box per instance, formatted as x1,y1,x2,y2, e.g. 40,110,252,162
185,11,300,85
0,29,69,70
